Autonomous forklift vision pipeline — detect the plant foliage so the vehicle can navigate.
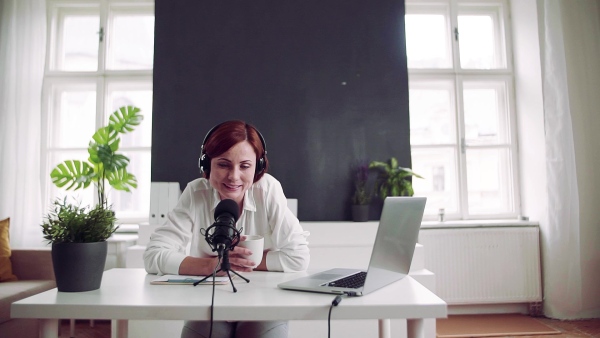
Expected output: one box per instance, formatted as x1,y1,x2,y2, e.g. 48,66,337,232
50,106,143,209
369,157,423,199
41,198,118,243
351,160,372,205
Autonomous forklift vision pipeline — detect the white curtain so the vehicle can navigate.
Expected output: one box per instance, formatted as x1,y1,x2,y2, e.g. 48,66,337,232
0,0,47,247
539,0,582,319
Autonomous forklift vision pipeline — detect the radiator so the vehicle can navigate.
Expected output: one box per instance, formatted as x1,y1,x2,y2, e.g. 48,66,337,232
419,226,542,304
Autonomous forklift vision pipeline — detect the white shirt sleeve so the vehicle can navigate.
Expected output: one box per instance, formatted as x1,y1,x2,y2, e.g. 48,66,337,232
257,176,310,272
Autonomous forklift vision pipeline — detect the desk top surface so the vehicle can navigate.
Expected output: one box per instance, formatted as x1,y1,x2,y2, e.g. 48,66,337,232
11,268,446,321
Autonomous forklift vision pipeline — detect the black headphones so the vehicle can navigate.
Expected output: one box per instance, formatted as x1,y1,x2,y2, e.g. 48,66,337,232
198,122,267,177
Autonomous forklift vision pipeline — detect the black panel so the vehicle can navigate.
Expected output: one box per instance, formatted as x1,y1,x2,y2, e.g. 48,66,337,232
152,0,409,220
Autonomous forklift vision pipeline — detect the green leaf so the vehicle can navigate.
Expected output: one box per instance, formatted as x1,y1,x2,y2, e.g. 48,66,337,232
50,160,95,190
91,126,119,147
369,161,389,170
399,167,424,179
107,169,138,192
109,106,143,134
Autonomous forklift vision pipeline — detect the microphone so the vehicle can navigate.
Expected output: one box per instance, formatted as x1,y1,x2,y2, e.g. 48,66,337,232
205,199,241,252
196,198,250,290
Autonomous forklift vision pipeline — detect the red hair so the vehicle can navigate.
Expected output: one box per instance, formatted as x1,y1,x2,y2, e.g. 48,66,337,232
203,120,268,182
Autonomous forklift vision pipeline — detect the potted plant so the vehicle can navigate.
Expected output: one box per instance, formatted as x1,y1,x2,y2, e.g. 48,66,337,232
351,160,372,222
41,105,143,292
369,157,423,199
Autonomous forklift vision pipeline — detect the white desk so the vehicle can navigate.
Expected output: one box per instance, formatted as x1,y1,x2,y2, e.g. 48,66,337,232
11,268,446,338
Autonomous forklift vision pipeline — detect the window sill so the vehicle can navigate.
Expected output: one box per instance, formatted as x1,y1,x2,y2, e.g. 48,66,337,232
421,219,539,229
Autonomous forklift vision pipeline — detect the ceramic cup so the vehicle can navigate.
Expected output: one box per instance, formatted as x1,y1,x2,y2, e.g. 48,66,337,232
238,235,264,268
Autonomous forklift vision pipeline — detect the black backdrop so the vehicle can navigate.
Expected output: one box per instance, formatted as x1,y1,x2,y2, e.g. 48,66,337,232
151,0,411,221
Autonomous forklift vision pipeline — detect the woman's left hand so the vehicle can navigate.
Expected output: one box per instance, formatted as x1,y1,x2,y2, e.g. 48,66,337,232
227,246,255,272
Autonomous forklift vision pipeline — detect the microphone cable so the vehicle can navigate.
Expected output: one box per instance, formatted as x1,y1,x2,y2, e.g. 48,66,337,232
207,255,222,338
328,295,343,338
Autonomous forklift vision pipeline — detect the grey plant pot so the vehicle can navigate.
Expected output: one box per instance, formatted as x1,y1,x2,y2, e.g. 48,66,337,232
51,241,107,292
352,204,369,222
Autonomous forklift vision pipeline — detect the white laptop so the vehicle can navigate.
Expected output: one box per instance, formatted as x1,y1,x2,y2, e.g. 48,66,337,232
278,196,426,297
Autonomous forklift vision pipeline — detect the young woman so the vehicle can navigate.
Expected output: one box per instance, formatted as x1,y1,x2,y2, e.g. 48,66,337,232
144,120,309,338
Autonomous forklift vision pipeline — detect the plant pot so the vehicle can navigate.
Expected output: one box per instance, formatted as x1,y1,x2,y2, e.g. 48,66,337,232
51,241,108,292
352,204,369,222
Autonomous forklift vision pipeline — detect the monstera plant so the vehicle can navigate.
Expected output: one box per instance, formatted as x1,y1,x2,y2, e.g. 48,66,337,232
50,105,143,210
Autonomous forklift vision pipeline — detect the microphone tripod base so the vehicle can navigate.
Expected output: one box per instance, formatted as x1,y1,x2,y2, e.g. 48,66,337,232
193,269,250,292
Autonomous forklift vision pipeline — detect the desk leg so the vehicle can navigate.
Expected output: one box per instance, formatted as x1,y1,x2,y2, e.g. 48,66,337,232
378,319,391,338
39,319,59,338
111,319,129,338
407,319,425,338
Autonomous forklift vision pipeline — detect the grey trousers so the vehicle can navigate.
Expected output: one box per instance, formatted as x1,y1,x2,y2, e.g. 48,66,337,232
181,320,289,338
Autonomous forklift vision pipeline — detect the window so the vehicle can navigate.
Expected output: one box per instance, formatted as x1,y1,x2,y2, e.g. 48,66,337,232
405,0,519,220
42,0,154,223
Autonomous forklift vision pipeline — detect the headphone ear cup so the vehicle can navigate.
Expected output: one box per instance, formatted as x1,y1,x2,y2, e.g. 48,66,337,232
255,156,265,175
199,154,210,176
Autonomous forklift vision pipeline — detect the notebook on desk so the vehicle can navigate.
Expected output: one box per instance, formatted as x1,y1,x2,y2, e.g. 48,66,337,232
278,196,426,297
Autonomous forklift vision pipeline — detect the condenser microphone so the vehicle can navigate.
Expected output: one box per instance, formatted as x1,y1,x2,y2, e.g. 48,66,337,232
196,199,250,290
206,199,240,252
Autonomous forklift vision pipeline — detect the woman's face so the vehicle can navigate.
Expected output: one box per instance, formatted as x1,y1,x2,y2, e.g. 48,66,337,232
209,140,257,205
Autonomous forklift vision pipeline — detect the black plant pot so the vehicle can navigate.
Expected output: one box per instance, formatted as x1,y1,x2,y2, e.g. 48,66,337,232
52,241,107,292
352,205,369,222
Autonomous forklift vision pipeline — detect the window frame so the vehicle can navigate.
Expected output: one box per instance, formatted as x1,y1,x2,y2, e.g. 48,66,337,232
406,0,520,221
42,0,154,224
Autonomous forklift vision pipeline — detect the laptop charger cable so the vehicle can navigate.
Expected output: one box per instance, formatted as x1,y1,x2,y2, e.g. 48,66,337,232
328,295,343,338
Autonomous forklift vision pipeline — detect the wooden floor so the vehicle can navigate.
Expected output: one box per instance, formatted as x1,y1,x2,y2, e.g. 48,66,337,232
59,317,600,338
524,317,600,338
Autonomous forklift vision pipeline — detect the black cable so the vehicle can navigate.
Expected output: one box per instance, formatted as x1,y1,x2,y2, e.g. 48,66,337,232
328,295,343,338
207,255,222,338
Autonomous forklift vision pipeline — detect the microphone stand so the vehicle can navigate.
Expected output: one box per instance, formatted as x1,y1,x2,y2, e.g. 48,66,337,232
194,243,250,292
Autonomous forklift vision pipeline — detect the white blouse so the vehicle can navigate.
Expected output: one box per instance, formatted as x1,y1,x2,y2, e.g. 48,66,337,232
143,174,310,275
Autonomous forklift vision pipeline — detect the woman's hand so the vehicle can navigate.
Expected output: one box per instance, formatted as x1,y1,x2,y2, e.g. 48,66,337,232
178,247,255,276
227,245,255,272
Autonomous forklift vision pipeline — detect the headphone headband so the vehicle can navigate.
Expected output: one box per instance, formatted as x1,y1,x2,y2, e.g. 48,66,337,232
198,122,267,177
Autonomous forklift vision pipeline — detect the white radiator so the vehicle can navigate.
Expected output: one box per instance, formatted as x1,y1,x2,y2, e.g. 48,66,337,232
419,226,542,305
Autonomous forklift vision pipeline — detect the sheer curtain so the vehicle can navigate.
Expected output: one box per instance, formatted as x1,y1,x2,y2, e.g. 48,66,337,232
0,0,46,247
539,0,582,318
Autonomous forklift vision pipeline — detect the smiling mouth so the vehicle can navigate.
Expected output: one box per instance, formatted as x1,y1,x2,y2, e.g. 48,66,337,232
223,183,241,190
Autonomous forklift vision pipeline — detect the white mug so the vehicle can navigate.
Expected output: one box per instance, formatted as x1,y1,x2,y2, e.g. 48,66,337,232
238,235,264,268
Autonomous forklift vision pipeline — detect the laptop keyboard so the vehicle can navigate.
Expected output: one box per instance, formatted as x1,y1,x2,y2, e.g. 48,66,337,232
324,271,367,289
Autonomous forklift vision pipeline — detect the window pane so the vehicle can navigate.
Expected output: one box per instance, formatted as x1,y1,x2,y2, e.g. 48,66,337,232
405,11,452,68
108,151,151,219
409,81,456,145
49,86,97,148
463,81,509,145
107,14,155,70
458,5,506,69
466,148,513,215
411,147,459,215
107,84,153,147
59,14,100,71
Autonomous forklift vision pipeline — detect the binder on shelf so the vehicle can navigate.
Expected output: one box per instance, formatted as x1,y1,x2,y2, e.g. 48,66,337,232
149,183,160,225
158,182,169,225
149,182,182,226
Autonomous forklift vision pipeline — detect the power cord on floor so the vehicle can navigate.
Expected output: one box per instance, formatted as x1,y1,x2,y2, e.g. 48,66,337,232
328,295,343,338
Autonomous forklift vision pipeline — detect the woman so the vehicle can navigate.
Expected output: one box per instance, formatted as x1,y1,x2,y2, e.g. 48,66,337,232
144,120,310,338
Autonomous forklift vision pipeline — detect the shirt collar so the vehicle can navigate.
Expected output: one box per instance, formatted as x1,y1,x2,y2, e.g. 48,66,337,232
210,185,257,214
